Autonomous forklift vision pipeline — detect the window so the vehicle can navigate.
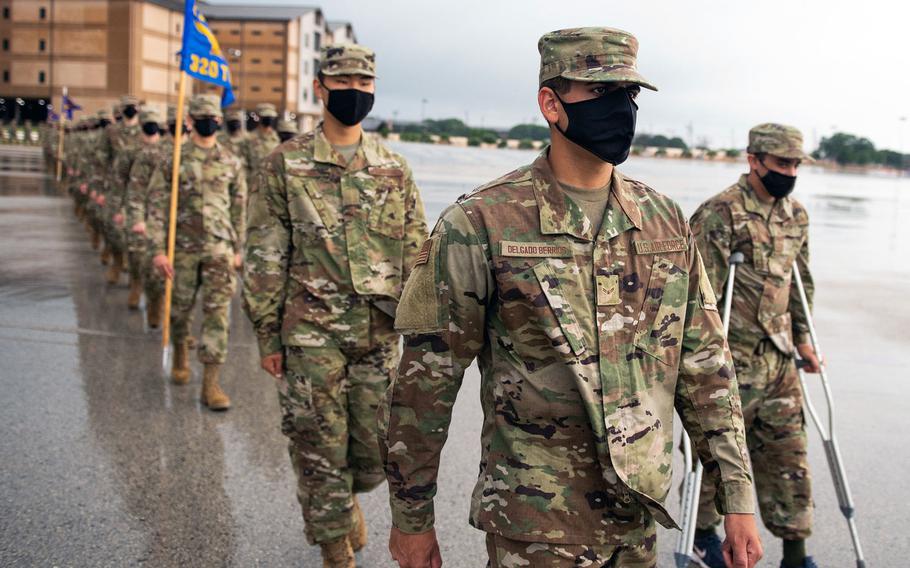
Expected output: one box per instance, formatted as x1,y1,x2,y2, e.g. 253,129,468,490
252,30,261,36
2,7,9,19
274,30,284,37
2,39,8,51
251,58,260,64
251,86,261,92
272,58,282,65
230,29,239,35
272,86,281,92
39,70,46,83
2,70,8,82
302,87,307,100
313,57,319,76
314,32,321,51
304,34,309,48
303,61,308,74
39,39,46,51
39,6,46,19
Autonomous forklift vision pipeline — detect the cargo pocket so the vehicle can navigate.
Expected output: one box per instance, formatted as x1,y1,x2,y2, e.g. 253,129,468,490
367,169,406,239
531,260,587,357
634,256,687,366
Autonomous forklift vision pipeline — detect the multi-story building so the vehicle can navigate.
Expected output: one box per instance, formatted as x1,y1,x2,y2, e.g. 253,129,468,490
0,0,355,130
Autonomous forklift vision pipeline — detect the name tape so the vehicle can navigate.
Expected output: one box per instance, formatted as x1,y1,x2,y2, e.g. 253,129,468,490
500,240,573,258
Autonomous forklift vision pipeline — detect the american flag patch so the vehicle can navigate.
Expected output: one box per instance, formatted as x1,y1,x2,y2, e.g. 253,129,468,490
414,239,433,266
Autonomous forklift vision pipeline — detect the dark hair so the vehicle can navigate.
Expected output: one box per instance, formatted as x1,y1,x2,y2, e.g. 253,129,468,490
316,71,325,84
540,76,571,95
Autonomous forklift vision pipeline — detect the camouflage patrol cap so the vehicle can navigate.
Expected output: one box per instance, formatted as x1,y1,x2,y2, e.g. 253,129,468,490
747,123,813,161
188,94,223,118
139,106,162,124
255,103,278,118
538,27,657,90
225,109,245,122
96,109,112,120
319,44,376,78
119,95,140,108
166,104,178,123
277,118,298,134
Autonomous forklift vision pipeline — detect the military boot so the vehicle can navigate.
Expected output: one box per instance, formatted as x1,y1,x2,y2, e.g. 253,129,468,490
348,496,367,552
127,276,142,309
201,363,231,411
106,251,123,285
171,341,191,385
146,295,163,328
319,537,355,568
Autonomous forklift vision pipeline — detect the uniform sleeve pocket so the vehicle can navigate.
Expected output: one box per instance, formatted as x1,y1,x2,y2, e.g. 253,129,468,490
395,235,443,332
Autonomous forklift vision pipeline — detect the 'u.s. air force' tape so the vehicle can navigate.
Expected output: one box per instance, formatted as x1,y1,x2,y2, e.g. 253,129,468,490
633,237,687,255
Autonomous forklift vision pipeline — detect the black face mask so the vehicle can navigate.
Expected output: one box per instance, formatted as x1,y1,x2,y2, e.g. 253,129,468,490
322,83,374,126
226,120,242,134
259,116,275,129
141,122,159,136
278,131,295,143
193,117,220,137
122,105,138,119
758,160,797,199
554,87,637,165
97,119,111,129
246,118,257,131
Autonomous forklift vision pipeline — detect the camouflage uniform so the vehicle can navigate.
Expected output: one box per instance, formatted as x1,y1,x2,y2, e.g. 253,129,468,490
242,44,427,547
146,95,246,364
691,123,815,540
379,28,754,567
99,96,143,268
240,103,280,188
84,110,113,250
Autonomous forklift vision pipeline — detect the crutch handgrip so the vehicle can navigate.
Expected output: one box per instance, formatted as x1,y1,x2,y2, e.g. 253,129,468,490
729,251,745,265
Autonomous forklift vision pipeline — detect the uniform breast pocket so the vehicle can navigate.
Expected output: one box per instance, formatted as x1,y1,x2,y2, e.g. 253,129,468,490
366,172,406,239
286,175,338,243
497,258,588,363
633,256,688,367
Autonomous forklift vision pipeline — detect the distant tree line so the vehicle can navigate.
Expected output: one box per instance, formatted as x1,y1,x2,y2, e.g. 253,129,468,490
814,132,908,169
633,133,688,150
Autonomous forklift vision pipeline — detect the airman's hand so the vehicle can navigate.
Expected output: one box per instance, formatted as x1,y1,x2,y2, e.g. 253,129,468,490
260,353,283,379
131,222,146,235
389,526,442,568
796,343,822,373
113,213,124,226
722,513,763,568
152,254,173,279
233,253,242,270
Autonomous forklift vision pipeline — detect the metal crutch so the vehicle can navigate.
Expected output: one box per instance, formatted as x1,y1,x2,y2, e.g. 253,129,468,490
675,251,745,568
792,260,866,568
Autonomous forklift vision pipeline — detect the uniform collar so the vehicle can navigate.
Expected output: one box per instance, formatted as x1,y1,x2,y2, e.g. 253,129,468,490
312,123,384,169
531,148,642,242
739,174,794,220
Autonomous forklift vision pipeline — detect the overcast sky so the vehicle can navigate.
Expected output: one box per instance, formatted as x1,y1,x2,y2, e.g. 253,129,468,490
218,0,910,151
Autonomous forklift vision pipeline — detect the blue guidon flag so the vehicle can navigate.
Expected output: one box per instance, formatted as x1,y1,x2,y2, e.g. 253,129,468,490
181,0,235,106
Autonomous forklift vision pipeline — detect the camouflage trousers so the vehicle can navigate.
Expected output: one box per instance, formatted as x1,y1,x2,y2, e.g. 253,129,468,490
170,247,235,364
278,314,398,545
697,340,812,539
485,527,657,568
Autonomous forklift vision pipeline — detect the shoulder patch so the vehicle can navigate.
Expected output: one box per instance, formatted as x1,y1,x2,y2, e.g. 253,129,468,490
634,237,688,255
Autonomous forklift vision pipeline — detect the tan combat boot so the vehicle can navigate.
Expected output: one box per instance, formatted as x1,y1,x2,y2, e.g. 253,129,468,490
127,277,142,309
348,496,367,552
146,295,162,328
106,251,123,285
320,537,355,568
201,364,231,411
171,341,190,385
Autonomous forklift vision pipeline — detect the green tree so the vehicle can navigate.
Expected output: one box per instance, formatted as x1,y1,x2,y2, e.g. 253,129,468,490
508,123,550,141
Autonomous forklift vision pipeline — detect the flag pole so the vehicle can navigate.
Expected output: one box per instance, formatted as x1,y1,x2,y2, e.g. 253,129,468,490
55,86,67,182
161,71,188,366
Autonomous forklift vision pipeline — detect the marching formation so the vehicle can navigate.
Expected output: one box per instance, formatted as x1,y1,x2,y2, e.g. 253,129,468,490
44,28,862,568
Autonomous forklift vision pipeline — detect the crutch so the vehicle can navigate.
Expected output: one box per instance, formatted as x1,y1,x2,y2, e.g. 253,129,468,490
792,261,866,568
675,251,745,568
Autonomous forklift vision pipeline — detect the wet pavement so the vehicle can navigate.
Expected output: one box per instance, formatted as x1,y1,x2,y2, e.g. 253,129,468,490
1,156,908,567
